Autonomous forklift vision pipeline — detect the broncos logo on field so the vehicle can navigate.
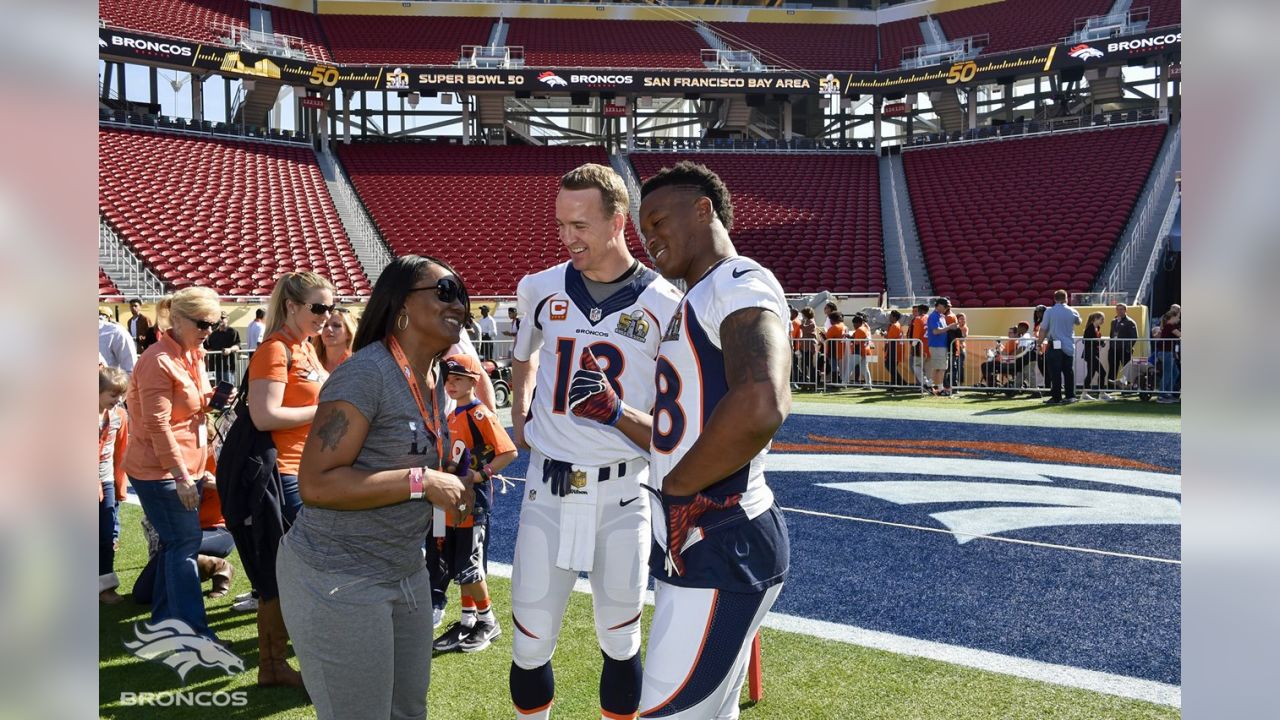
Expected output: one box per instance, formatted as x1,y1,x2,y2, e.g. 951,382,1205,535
123,619,244,682
770,435,1180,542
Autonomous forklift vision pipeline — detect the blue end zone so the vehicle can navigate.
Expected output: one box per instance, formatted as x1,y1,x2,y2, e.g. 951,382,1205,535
486,413,1181,686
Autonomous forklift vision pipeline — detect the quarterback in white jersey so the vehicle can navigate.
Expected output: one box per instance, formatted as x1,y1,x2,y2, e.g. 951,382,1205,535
574,162,791,719
509,164,682,720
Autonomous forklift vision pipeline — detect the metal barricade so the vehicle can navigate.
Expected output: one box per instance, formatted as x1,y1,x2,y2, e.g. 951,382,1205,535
790,338,824,392
951,335,1180,400
793,337,926,392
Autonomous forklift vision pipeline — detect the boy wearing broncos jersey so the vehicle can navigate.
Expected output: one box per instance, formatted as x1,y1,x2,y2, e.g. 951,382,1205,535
568,161,791,719
509,164,682,720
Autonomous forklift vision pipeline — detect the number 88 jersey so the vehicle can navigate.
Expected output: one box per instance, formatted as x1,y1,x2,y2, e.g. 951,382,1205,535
649,256,789,520
514,261,683,466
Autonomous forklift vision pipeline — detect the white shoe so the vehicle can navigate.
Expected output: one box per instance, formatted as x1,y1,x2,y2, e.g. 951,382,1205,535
433,607,444,629
1080,393,1095,401
1100,392,1115,401
231,595,258,612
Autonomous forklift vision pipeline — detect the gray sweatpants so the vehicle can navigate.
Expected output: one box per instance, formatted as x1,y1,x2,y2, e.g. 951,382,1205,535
277,537,433,720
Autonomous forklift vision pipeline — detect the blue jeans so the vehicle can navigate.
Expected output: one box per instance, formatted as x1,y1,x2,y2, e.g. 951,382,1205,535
129,477,214,638
1158,351,1180,395
280,474,302,527
133,527,235,606
99,482,117,579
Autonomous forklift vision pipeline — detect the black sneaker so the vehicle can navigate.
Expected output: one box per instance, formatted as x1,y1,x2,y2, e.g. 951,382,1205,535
459,617,501,653
433,621,472,653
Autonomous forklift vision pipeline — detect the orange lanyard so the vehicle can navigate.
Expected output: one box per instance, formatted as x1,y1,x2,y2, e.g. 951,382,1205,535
387,336,445,470
168,331,206,399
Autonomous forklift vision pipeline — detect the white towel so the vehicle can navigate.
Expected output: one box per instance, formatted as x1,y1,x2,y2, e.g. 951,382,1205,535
555,467,598,573
432,505,446,538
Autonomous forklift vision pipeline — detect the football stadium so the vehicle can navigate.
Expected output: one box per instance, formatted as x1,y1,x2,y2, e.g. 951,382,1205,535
96,1,1182,718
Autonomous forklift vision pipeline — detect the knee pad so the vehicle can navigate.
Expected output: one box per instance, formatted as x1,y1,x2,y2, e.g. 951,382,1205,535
597,612,643,661
512,617,558,670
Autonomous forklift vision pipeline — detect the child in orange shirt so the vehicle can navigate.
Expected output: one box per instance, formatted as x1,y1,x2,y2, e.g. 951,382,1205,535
432,353,518,654
99,367,130,604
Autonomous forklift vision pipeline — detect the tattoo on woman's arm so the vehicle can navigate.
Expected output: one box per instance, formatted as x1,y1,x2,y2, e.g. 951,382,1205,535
315,406,350,452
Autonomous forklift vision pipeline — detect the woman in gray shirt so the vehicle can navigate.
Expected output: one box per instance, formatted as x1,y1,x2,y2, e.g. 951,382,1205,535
277,256,475,720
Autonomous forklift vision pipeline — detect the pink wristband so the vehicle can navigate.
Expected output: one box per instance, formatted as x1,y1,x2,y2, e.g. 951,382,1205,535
408,467,426,501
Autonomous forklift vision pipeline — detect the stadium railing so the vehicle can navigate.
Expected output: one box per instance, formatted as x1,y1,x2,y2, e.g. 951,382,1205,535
99,110,311,145
902,107,1166,150
807,336,1179,399
1097,123,1182,301
629,137,872,152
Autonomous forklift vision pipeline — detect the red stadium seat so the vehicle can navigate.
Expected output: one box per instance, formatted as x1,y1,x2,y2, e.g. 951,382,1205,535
507,18,706,69
936,0,1113,55
99,127,370,296
629,153,883,294
903,125,1168,307
337,144,641,297
99,0,247,44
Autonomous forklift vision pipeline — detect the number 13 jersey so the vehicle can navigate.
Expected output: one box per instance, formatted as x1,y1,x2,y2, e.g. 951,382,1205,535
514,261,683,466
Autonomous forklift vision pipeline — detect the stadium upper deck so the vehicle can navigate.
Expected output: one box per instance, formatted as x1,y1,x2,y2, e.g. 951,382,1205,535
99,0,1181,76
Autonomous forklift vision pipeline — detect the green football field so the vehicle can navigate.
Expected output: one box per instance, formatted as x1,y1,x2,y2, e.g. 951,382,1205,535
100,503,1177,719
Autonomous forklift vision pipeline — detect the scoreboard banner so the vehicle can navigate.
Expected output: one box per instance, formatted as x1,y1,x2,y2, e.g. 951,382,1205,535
99,26,1180,99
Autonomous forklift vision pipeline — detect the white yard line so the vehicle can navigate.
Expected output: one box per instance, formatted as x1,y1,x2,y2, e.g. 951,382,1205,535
484,561,1180,708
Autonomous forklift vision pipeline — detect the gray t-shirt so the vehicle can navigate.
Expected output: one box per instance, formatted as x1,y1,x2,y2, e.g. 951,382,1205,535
285,340,449,580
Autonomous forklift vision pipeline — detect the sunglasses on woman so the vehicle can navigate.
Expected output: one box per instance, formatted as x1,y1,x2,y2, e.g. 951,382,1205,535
407,276,465,305
185,315,219,331
307,302,338,315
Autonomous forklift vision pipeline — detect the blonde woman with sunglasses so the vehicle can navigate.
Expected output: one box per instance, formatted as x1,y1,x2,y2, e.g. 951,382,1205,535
123,286,224,641
242,270,334,688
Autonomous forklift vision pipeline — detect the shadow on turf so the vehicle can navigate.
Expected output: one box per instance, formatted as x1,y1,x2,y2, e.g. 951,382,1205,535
100,590,310,719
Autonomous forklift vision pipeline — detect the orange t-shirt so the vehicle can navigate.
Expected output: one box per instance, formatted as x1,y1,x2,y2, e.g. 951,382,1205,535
852,325,874,355
247,329,325,476
790,318,801,339
446,399,517,528
910,316,930,358
199,453,225,529
826,322,847,360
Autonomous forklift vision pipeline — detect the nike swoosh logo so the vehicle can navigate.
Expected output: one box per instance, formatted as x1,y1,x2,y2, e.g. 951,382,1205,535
731,268,759,278
619,497,640,507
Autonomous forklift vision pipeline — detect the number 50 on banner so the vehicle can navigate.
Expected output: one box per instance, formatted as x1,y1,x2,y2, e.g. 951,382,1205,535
309,65,340,87
946,61,977,85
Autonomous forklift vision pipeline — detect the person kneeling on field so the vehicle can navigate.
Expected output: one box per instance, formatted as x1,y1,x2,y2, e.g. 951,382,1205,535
431,353,517,654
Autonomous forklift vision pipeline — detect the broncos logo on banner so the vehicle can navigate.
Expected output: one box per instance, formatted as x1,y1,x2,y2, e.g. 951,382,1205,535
123,619,244,682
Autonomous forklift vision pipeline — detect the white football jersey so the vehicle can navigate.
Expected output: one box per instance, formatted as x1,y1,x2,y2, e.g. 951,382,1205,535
648,256,788,520
515,261,683,466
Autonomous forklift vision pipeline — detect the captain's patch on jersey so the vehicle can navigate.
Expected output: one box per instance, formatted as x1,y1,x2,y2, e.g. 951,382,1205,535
549,299,569,321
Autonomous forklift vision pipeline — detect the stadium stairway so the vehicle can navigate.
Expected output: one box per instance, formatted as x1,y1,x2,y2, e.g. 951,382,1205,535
880,154,931,301
609,153,645,238
99,216,166,297
313,148,393,286
929,89,966,134
1095,122,1182,300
